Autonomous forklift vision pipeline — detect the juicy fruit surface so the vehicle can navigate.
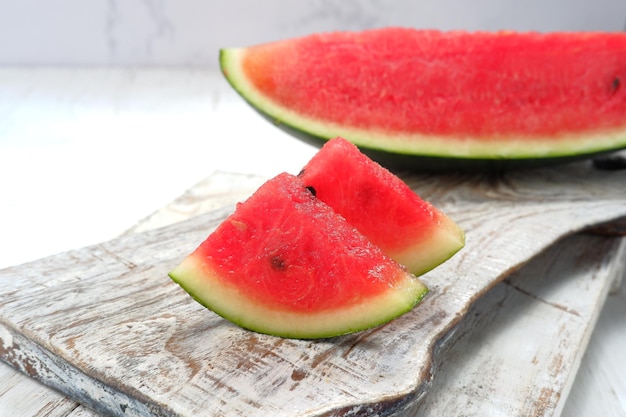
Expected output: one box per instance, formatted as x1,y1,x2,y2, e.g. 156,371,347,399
169,173,428,339
236,29,626,137
300,138,464,276
221,28,626,161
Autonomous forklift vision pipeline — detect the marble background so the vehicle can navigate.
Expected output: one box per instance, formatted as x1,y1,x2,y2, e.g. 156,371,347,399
1,0,625,67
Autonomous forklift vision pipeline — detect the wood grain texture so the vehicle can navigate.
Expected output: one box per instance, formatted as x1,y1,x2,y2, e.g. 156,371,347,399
1,161,626,416
413,235,626,417
124,172,267,236
0,171,268,417
0,362,81,417
561,270,626,417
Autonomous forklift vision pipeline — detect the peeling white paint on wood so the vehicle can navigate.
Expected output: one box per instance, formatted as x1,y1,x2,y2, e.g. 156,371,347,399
413,235,626,417
1,162,626,416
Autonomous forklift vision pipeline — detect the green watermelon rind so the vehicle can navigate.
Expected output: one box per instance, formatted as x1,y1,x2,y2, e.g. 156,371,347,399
394,214,465,277
169,255,428,339
220,48,626,169
298,137,466,276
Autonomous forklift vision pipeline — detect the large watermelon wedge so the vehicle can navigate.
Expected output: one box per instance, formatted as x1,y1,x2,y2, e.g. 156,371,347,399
220,28,626,169
300,137,464,276
169,173,428,339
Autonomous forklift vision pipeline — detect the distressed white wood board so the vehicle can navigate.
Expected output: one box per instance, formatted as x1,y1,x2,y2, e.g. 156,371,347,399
1,161,626,417
0,172,269,417
122,171,268,236
143,172,626,417
125,170,626,417
411,235,626,417
2,170,623,417
561,266,626,417
132,171,626,417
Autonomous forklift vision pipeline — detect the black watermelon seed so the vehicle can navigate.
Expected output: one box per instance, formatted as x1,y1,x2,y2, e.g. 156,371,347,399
271,255,286,270
612,77,621,93
305,185,317,196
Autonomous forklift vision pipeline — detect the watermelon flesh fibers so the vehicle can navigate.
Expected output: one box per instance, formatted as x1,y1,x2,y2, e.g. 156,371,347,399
220,28,626,164
300,137,465,276
169,173,429,339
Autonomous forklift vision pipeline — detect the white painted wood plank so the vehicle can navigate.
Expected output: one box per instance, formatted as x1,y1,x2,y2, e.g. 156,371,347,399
124,171,267,236
0,357,140,417
0,171,266,417
131,171,626,417
561,264,626,417
0,361,81,417
1,161,626,416
412,235,626,417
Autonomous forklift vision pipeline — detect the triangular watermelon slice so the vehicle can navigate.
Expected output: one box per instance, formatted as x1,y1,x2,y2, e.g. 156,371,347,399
220,28,626,168
169,173,428,339
299,137,464,276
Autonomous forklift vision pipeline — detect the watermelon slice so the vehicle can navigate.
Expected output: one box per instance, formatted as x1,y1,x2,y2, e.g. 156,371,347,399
220,28,626,168
169,173,428,339
299,137,464,276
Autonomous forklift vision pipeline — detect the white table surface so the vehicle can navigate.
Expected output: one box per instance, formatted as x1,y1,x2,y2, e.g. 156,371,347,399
0,67,624,416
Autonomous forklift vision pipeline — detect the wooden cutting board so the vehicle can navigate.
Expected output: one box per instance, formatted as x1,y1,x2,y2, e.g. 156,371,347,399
1,160,626,417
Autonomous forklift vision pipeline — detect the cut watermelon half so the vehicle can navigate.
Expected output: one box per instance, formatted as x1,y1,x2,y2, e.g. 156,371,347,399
169,173,428,339
299,137,464,276
220,28,626,168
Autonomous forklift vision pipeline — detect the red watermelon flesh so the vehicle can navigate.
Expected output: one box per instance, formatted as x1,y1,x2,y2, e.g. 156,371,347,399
169,172,428,339
220,28,626,162
300,137,464,276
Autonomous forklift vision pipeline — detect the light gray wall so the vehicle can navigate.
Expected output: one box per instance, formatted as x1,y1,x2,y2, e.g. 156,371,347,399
1,0,625,67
